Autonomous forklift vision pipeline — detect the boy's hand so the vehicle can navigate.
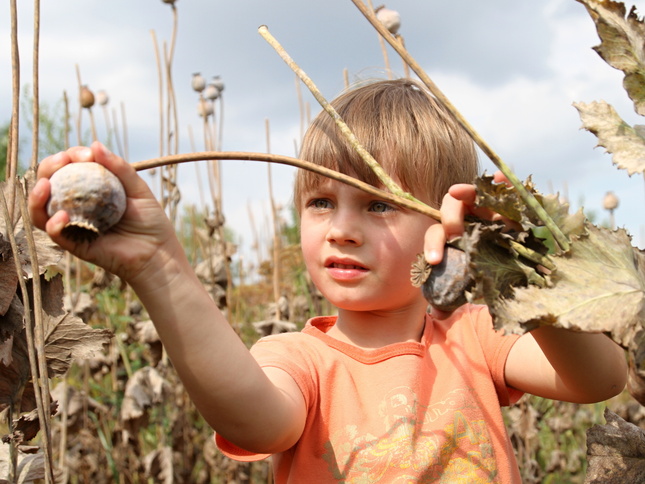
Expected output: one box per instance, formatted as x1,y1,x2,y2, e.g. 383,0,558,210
29,141,177,284
424,171,512,265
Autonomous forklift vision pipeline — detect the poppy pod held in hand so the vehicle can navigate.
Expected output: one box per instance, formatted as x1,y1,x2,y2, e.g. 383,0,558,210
47,162,126,243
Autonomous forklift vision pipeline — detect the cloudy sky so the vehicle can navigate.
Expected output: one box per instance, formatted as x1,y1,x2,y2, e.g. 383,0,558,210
2,0,644,263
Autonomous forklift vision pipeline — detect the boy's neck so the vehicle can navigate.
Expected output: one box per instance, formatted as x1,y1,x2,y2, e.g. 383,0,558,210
326,303,428,349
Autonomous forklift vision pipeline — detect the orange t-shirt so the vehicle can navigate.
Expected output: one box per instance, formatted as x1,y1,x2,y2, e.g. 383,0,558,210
217,305,523,483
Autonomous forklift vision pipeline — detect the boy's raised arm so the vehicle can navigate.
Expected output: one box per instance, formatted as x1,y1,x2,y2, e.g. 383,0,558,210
424,173,627,404
505,326,626,404
28,142,306,454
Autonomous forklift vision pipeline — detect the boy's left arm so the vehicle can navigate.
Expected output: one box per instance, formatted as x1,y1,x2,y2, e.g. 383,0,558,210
426,174,628,404
505,326,626,403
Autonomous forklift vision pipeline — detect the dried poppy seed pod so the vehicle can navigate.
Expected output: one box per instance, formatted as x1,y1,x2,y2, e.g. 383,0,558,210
204,83,221,101
80,85,95,109
192,72,206,93
375,6,401,35
197,99,214,117
211,75,225,92
603,191,619,211
96,90,109,106
422,245,474,312
47,162,127,243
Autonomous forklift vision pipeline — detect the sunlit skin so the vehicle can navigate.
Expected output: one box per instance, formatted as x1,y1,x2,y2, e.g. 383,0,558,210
300,179,435,348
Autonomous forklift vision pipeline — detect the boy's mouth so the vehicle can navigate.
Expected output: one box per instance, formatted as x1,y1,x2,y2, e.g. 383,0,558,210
329,262,366,270
325,258,368,271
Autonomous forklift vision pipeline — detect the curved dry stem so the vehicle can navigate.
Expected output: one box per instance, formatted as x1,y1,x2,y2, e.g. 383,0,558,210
350,0,570,252
133,151,441,221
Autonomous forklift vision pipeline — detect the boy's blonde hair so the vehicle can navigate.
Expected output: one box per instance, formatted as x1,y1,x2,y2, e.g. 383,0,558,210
294,78,479,211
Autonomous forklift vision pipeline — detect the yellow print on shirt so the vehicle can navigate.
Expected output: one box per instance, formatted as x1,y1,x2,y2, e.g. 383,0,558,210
322,387,498,483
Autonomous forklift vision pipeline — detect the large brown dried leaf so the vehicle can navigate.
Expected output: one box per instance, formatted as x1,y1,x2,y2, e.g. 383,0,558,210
577,0,645,115
585,408,645,483
492,225,645,350
574,100,645,175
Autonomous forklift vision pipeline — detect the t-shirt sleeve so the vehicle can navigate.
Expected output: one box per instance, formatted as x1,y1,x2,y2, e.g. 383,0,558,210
468,305,524,406
214,332,317,461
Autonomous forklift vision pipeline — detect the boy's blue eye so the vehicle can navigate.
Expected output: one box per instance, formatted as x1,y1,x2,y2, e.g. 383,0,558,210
308,198,332,210
370,201,394,213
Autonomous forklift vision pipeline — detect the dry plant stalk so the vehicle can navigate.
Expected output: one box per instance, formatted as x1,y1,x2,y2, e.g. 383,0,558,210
133,151,440,221
349,0,570,252
0,183,55,484
265,119,283,318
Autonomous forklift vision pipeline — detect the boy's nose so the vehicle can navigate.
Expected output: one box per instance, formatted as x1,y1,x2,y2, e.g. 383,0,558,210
326,212,363,246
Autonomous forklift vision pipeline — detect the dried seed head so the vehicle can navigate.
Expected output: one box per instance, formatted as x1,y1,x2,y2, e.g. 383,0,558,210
211,75,225,92
603,191,619,211
410,253,431,287
80,85,95,109
375,6,401,35
47,162,126,243
96,90,109,106
204,83,221,101
197,99,214,117
191,72,206,93
422,245,474,312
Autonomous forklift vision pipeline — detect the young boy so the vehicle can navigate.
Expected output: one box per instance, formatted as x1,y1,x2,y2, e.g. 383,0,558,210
29,79,627,483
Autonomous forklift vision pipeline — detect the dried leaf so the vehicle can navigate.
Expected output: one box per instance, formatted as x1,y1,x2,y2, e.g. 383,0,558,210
0,180,64,281
474,174,527,223
585,408,645,483
577,0,645,115
475,174,587,249
252,319,298,337
5,402,58,445
0,442,45,484
143,447,174,484
463,224,549,311
43,311,112,377
492,225,645,350
0,328,38,414
0,235,18,316
574,100,645,175
0,295,26,345
121,366,171,440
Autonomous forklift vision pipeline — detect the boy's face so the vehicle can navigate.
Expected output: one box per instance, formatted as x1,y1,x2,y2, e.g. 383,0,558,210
300,179,434,313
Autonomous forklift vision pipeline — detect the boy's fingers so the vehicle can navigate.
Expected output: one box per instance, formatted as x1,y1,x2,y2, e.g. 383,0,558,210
439,192,467,241
90,141,151,199
36,151,71,179
424,223,446,265
27,177,52,230
492,170,511,186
